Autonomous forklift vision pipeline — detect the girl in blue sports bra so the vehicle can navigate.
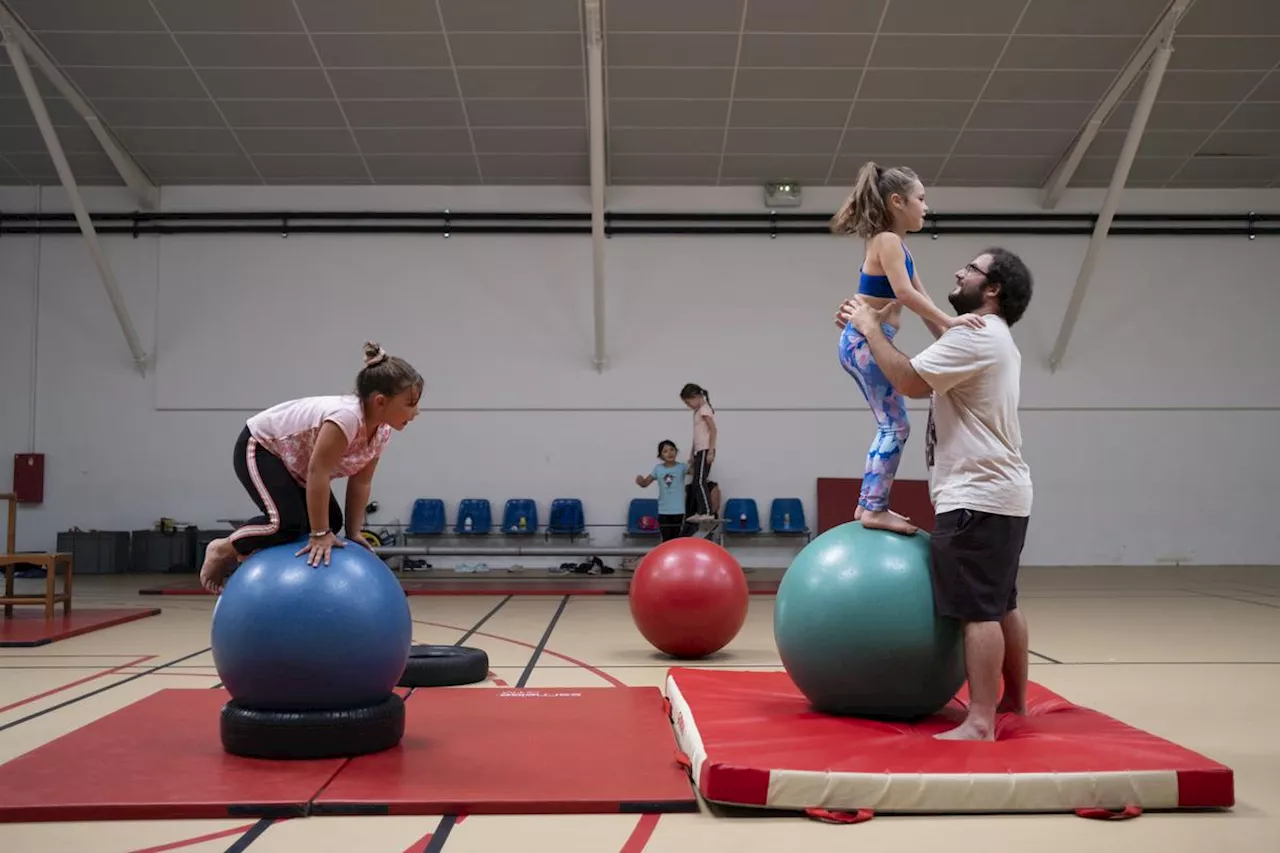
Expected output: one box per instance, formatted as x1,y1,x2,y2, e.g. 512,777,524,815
829,161,984,536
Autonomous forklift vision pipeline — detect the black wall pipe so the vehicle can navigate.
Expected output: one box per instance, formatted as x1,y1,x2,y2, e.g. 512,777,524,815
0,209,1274,238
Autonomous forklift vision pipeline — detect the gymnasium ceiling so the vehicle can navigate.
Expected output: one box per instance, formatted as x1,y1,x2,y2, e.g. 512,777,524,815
0,0,1276,190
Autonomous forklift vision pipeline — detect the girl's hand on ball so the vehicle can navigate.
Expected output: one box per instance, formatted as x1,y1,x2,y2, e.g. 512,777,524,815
296,531,344,567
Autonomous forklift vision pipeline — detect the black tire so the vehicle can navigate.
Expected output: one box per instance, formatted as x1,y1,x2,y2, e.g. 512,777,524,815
221,693,405,760
397,644,489,688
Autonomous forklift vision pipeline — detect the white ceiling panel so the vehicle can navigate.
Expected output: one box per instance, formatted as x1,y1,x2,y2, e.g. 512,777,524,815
0,0,1274,188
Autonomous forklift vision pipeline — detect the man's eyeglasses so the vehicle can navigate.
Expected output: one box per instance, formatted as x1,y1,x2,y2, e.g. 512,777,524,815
964,262,996,281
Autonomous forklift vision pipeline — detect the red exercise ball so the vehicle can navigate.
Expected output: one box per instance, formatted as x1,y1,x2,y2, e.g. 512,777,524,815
629,537,749,658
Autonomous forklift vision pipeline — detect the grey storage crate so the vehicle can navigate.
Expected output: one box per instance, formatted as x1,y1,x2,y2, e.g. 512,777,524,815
130,528,198,573
195,528,234,560
55,530,131,574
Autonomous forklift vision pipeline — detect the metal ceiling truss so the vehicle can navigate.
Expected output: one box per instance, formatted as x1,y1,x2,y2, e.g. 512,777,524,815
0,13,150,376
1045,0,1194,373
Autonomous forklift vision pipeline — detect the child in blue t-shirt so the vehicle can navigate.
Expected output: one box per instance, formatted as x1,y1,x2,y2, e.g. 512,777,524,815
635,439,689,541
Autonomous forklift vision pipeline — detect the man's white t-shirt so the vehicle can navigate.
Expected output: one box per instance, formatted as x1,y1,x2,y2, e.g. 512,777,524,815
909,316,1032,517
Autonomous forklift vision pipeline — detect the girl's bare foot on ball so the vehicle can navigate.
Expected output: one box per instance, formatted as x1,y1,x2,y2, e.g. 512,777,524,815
859,509,918,535
199,537,237,593
855,505,913,523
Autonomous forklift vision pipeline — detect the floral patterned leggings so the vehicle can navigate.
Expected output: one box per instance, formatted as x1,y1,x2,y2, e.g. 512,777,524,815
838,322,911,513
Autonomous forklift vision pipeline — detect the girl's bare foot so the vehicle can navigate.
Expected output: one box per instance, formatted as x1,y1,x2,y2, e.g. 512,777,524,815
857,505,912,523
199,537,238,593
860,509,918,535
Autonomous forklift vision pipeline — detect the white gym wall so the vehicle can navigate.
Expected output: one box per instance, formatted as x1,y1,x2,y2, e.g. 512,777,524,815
1,182,1278,567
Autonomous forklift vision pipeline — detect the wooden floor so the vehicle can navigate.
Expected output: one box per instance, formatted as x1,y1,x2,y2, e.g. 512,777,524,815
0,567,1277,853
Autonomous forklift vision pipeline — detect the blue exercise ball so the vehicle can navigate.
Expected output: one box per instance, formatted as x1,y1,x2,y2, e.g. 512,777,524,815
773,522,965,719
211,537,412,711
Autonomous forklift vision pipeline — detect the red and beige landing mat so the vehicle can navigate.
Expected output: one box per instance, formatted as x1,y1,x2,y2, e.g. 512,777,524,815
0,685,696,822
0,608,160,647
665,668,1234,822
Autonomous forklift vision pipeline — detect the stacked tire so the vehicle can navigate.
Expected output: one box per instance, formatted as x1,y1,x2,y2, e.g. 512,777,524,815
221,694,407,760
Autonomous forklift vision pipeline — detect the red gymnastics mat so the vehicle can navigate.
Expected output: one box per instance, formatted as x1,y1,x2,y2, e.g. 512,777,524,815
0,608,160,647
0,689,346,822
665,668,1234,819
0,686,696,823
312,686,697,815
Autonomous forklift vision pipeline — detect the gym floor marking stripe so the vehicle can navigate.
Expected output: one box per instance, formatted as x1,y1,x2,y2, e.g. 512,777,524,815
413,618,627,688
423,815,458,853
620,814,661,852
516,595,570,689
125,822,259,853
1186,589,1280,611
0,655,155,714
223,818,275,852
455,594,513,646
0,647,211,732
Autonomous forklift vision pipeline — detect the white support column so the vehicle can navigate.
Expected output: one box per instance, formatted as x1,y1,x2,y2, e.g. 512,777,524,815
1048,32,1175,373
0,5,158,210
584,0,607,373
1040,0,1193,210
3,31,150,376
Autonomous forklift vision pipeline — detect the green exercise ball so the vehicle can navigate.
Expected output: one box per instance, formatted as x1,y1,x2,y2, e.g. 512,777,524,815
774,521,965,719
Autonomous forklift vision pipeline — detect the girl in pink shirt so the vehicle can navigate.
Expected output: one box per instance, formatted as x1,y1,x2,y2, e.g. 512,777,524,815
680,382,718,521
199,342,423,593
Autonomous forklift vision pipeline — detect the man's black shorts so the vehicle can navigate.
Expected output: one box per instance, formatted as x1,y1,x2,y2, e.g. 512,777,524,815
929,508,1030,622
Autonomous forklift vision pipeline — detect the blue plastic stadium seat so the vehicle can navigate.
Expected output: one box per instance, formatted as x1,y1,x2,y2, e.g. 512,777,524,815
453,498,492,535
626,498,660,536
502,498,538,534
547,498,586,535
407,498,446,535
723,498,761,534
769,498,809,535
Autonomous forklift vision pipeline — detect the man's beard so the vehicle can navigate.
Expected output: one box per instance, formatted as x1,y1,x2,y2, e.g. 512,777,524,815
948,286,985,315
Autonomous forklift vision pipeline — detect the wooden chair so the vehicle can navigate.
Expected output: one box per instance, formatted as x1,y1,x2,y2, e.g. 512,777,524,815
1,492,74,620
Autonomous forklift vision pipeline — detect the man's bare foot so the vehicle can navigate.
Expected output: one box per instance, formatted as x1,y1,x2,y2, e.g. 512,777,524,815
997,696,1026,715
860,509,918,535
934,718,995,742
199,537,238,594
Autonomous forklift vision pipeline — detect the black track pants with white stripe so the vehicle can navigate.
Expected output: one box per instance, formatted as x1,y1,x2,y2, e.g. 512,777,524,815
227,425,343,557
690,449,713,516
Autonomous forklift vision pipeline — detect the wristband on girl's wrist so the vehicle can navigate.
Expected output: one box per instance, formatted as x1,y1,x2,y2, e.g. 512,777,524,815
309,530,330,539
